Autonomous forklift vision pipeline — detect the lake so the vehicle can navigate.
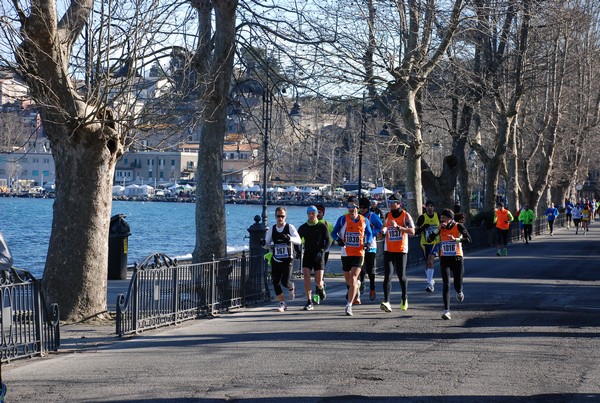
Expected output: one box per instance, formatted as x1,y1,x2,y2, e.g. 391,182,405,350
0,197,346,277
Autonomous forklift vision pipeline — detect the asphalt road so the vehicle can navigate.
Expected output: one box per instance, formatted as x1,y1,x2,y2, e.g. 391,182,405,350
3,225,600,402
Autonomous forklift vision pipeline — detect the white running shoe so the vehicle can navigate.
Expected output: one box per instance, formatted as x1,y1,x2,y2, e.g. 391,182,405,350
456,292,464,302
380,301,392,313
345,304,353,316
426,280,435,293
442,310,451,320
276,302,287,312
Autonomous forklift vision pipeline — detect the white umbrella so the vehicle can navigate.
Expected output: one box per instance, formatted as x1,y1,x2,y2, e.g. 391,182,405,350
286,185,300,192
234,185,249,192
274,187,285,193
370,186,393,195
248,185,262,192
223,184,234,191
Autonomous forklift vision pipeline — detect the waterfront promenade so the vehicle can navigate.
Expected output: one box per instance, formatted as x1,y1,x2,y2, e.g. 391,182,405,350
3,225,600,402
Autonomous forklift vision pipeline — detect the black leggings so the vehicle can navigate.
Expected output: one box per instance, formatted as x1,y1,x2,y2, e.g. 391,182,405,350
440,256,464,310
383,252,408,302
548,220,555,233
496,228,510,247
271,259,293,296
359,252,376,290
523,224,533,240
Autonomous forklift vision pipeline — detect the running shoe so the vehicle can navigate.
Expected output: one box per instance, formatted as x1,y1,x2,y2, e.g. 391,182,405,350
442,310,451,320
288,285,295,301
369,289,376,301
502,248,508,256
303,301,314,311
400,298,408,311
496,249,501,256
276,301,287,312
312,294,321,305
425,280,435,293
457,292,464,302
316,284,326,301
380,301,392,312
345,304,353,316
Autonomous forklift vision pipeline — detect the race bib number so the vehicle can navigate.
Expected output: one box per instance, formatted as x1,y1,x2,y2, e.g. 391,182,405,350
387,227,402,241
345,232,360,247
441,241,457,256
273,243,290,259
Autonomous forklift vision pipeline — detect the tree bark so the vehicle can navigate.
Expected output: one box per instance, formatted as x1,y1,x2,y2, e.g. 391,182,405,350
14,0,124,320
191,0,237,262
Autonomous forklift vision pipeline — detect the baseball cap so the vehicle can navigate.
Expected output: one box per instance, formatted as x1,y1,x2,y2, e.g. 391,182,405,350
306,206,318,214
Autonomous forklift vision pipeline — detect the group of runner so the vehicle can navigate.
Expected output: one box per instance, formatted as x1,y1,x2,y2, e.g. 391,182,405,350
263,197,471,320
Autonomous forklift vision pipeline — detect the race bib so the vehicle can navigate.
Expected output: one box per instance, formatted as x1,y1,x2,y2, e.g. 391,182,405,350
441,241,457,256
387,227,402,241
273,243,290,259
345,232,360,247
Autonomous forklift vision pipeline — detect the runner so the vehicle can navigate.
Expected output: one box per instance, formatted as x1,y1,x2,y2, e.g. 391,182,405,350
380,195,415,313
263,207,302,312
358,197,383,302
332,198,373,316
414,200,440,293
494,202,514,256
429,208,471,320
297,206,332,311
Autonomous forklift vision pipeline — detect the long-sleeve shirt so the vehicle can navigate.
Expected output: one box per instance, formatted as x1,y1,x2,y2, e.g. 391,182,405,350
518,209,536,225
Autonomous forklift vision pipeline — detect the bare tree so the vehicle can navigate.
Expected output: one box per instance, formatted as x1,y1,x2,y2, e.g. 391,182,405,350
0,0,185,320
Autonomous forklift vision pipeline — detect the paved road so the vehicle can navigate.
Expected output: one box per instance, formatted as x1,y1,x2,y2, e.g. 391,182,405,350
4,225,600,402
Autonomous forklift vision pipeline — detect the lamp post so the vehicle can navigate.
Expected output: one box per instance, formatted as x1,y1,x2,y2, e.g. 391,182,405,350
230,78,300,228
358,95,366,199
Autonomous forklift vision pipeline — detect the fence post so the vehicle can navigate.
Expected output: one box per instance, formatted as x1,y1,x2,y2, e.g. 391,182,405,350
247,215,269,303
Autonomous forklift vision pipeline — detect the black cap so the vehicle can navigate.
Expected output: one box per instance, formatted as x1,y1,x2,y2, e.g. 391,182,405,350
359,197,370,208
388,194,400,201
425,200,435,206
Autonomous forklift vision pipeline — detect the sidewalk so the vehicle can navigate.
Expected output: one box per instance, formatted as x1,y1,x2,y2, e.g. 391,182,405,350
4,224,600,402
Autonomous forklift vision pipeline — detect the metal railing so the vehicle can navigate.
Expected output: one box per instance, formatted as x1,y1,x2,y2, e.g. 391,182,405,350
116,252,269,336
0,268,60,363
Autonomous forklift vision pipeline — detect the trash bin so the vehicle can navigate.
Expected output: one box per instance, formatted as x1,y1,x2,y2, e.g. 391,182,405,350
108,214,131,280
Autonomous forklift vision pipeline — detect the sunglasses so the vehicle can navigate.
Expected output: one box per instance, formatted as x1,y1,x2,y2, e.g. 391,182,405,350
276,215,286,218
347,205,357,209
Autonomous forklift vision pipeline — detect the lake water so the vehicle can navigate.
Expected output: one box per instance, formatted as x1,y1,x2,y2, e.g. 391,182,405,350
0,197,346,278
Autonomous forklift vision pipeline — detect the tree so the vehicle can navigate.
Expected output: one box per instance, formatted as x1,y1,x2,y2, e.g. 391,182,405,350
4,0,125,320
1,0,182,320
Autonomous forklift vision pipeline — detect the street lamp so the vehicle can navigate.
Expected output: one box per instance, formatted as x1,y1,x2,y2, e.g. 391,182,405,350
358,95,367,199
230,78,300,228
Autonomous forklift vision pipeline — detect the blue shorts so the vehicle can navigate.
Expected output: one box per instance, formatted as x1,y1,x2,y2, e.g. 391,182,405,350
421,243,439,260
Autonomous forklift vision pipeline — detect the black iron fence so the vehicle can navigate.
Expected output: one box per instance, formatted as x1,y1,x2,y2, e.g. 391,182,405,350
116,252,269,336
0,268,60,363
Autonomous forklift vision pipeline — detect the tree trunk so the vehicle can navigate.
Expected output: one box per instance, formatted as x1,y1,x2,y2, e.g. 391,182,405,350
43,130,116,320
191,0,237,262
13,0,124,321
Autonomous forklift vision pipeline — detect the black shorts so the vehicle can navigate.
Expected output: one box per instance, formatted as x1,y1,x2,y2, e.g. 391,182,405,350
341,256,364,272
302,253,324,272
